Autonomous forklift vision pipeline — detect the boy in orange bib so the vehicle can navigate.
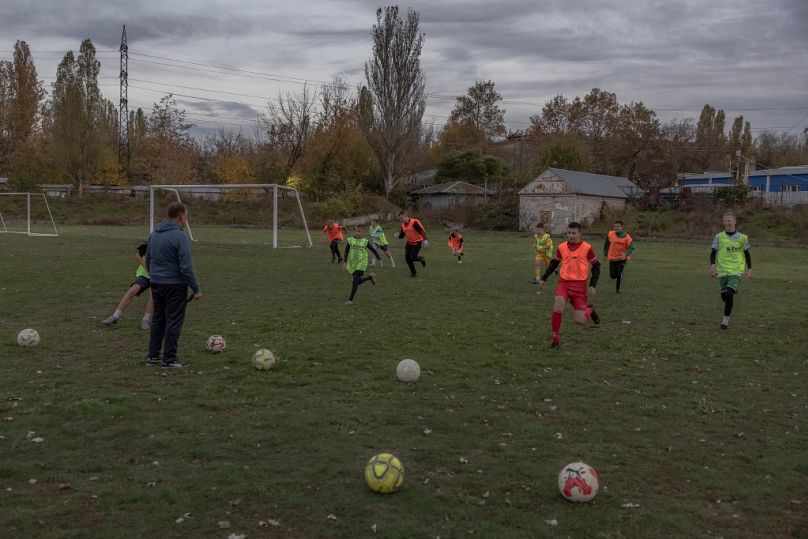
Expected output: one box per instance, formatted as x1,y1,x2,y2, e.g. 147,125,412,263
603,220,634,293
539,221,601,349
448,224,464,263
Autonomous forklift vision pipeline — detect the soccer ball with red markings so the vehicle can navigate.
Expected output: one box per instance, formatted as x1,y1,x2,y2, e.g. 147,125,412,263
558,462,599,502
205,335,227,353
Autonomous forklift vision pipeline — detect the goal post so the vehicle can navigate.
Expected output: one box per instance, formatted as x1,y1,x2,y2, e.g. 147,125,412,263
0,192,59,237
148,184,312,248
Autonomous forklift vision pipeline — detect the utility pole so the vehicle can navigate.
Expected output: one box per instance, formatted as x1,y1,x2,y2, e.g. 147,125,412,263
119,25,130,178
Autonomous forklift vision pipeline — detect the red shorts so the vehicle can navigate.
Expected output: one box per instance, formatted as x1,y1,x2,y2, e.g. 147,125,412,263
555,280,588,311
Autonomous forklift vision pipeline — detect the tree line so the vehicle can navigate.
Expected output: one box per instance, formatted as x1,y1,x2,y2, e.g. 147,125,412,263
1,5,806,209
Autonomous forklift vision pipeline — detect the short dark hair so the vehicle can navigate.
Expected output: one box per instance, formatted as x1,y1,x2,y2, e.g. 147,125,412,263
398,210,408,217
568,221,582,231
167,202,187,219
536,222,544,228
614,220,623,226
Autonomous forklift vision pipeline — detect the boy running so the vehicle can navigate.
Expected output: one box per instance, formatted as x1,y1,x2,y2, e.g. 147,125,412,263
710,210,752,330
539,222,601,349
603,220,634,293
368,218,394,267
533,222,553,283
323,220,345,263
398,210,428,277
101,242,154,330
448,224,464,263
342,224,379,304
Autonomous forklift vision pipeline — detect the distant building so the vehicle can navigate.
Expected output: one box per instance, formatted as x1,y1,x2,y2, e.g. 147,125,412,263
404,169,437,190
677,165,808,206
410,180,495,210
518,168,640,232
40,184,74,198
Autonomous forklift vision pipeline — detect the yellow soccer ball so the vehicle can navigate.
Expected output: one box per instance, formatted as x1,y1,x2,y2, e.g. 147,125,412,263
251,349,276,370
364,453,405,494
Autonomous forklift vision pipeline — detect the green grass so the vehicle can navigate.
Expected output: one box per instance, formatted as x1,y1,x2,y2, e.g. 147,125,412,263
1,225,807,538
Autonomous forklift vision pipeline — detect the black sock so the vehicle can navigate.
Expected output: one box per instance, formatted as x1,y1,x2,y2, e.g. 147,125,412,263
723,290,734,316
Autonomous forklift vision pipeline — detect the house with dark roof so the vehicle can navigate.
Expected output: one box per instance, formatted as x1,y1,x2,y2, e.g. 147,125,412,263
518,168,640,232
410,180,495,210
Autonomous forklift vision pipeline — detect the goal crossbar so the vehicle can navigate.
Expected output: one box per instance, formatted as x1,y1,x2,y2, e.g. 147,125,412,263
148,184,312,248
0,192,59,237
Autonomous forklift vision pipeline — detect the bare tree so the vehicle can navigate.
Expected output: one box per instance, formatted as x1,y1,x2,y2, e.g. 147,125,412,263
319,77,355,129
359,6,426,197
448,80,506,140
261,83,317,168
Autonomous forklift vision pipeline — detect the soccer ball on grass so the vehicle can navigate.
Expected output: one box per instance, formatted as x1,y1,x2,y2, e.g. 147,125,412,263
396,358,421,383
252,349,276,370
205,335,227,353
16,328,40,347
364,453,404,494
558,461,599,502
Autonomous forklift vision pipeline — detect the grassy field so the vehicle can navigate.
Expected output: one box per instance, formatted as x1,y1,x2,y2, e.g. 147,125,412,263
1,224,807,538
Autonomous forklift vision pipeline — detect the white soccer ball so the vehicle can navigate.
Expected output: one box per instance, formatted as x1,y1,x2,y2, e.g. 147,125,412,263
396,358,421,383
205,335,227,353
16,328,40,348
558,462,600,502
252,349,276,370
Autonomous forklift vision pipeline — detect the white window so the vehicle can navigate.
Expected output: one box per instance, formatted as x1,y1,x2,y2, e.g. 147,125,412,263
783,185,801,192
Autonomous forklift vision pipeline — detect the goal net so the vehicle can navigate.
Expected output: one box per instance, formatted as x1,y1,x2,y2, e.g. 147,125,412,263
0,192,59,237
148,184,312,248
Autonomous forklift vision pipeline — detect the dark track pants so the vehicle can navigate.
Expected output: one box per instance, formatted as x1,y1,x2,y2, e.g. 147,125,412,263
148,283,189,361
609,260,626,292
404,242,423,276
349,270,373,301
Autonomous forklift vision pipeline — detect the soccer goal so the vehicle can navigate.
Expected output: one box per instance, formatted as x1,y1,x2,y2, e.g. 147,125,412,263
148,184,312,248
0,192,59,237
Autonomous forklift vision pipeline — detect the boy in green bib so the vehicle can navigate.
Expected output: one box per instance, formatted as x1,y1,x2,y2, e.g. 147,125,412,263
101,242,154,329
342,224,379,304
709,210,752,330
368,218,394,268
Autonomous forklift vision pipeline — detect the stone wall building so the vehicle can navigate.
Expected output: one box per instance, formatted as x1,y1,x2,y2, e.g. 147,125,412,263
518,168,639,232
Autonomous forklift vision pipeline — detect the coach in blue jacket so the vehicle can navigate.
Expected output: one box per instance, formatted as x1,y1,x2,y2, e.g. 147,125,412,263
145,202,202,368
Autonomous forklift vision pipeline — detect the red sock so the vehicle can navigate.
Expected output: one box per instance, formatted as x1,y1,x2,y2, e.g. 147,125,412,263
585,306,593,320
551,311,562,341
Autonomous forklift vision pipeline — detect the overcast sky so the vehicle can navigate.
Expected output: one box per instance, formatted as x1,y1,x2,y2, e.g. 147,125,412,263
1,0,807,140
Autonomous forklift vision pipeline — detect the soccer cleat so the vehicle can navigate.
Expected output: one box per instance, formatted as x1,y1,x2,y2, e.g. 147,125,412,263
101,315,119,326
145,355,161,366
588,306,600,325
420,257,426,267
345,300,353,305
550,341,560,350
140,319,151,331
720,324,728,331
161,359,188,369
369,273,377,285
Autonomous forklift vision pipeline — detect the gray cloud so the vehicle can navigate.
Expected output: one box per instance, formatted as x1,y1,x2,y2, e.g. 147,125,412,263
1,0,805,135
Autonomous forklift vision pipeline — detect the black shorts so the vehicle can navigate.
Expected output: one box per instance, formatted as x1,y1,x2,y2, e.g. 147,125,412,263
609,260,626,279
129,276,151,296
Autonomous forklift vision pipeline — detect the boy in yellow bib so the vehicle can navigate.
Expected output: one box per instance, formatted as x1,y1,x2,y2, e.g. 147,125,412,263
709,211,752,331
533,222,553,283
